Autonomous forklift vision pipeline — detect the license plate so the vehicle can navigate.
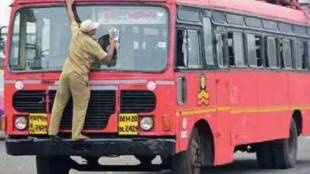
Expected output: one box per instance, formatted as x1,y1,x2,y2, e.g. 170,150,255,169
118,113,138,136
29,113,48,135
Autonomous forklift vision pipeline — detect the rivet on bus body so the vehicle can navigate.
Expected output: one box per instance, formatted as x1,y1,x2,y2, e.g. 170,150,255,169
15,81,24,90
162,115,171,132
215,132,221,138
147,81,156,91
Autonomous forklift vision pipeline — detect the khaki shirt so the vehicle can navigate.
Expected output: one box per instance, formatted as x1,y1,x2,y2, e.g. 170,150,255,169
63,22,107,77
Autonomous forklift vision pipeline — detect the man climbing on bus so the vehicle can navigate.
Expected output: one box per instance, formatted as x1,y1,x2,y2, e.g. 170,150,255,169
48,0,117,141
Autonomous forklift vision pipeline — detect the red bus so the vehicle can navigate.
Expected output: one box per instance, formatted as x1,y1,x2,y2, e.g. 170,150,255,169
2,0,310,173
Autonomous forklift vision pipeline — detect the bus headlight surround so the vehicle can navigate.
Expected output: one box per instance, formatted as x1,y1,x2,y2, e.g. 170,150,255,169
140,117,154,131
147,81,157,91
15,116,27,130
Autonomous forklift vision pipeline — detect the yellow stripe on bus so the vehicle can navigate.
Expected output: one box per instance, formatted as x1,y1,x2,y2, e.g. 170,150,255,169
177,107,217,116
177,105,310,117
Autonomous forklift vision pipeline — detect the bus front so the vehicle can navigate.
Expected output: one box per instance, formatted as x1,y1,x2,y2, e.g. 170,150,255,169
3,0,177,172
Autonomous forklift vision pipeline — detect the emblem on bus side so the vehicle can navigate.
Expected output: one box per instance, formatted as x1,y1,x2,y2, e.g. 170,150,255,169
198,74,209,105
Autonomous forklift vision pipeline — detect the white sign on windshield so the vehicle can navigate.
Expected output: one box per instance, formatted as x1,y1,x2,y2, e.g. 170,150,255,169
98,8,166,25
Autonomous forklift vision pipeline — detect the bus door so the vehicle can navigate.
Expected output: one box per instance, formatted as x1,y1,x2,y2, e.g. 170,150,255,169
175,24,208,152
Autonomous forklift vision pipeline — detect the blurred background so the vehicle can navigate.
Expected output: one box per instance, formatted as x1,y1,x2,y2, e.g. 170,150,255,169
0,0,11,133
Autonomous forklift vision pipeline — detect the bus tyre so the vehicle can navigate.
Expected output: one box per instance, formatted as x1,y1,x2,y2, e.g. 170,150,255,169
256,120,298,169
172,128,202,174
36,155,70,174
272,120,298,169
256,142,274,169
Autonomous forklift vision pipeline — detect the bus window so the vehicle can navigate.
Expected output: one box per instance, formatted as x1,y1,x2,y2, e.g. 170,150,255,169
265,37,278,69
202,17,214,67
188,30,201,68
216,33,227,68
303,42,309,70
176,30,188,68
176,29,201,69
308,42,310,70
294,40,308,70
228,32,245,67
228,32,234,66
281,39,293,69
10,6,169,72
247,34,263,68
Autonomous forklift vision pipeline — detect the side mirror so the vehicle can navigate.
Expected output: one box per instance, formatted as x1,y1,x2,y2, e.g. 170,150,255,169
0,26,8,49
0,26,8,69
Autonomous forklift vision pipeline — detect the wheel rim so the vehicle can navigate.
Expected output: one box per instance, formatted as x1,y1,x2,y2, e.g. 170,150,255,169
190,139,202,174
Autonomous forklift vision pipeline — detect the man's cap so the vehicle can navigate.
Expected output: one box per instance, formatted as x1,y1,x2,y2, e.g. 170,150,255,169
80,19,100,33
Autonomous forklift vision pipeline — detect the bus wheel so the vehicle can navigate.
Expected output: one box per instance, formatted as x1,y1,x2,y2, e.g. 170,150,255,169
273,120,298,169
172,128,202,174
36,155,70,174
256,120,298,169
256,142,274,169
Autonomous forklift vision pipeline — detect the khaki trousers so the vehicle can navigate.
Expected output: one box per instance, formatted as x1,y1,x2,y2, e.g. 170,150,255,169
48,71,90,140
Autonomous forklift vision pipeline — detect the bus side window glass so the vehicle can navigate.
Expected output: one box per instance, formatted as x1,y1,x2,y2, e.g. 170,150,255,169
255,35,263,67
216,33,227,68
266,37,277,69
247,34,263,68
176,29,188,68
202,17,214,66
302,42,309,70
233,32,245,67
283,39,292,69
247,34,257,67
10,13,21,68
176,29,201,69
228,32,234,66
308,41,310,70
294,40,304,70
279,39,284,68
187,30,201,68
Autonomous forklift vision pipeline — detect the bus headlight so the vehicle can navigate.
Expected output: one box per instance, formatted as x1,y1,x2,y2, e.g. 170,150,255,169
15,116,27,130
140,117,154,131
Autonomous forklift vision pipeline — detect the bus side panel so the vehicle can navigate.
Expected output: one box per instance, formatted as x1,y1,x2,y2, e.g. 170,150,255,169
257,72,290,141
212,71,235,165
228,70,259,145
289,73,310,135
214,71,234,165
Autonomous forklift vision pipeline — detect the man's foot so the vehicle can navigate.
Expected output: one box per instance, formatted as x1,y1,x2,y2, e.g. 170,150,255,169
50,135,63,142
72,134,89,142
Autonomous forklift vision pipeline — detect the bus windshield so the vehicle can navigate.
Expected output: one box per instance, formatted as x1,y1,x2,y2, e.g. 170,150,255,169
10,6,168,72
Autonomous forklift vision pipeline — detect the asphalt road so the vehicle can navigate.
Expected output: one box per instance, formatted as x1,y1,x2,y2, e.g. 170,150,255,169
0,138,310,174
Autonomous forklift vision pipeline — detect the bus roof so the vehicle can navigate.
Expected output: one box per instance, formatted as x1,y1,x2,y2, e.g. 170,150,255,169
177,0,310,25
12,0,310,25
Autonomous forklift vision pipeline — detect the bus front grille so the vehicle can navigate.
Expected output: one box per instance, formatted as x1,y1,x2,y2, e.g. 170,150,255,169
49,90,116,129
120,90,156,113
13,90,46,113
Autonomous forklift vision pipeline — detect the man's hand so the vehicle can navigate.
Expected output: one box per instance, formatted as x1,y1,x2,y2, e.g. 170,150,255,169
66,0,74,6
109,37,117,48
101,38,117,62
66,0,76,23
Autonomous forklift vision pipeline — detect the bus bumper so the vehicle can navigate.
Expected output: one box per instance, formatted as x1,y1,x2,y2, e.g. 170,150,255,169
5,137,176,156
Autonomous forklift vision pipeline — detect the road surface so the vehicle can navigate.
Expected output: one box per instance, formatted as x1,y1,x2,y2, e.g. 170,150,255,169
0,138,310,174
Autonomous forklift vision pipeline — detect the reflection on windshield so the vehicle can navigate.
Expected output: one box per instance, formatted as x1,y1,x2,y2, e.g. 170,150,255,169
10,6,168,72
